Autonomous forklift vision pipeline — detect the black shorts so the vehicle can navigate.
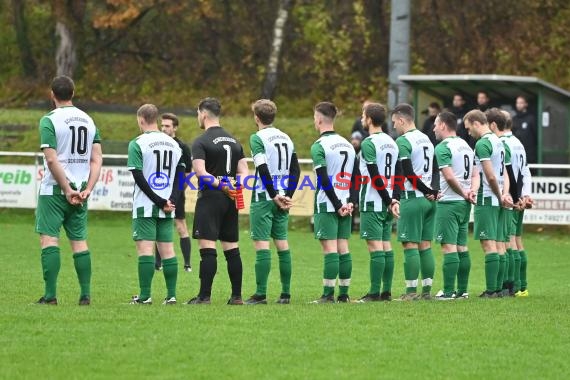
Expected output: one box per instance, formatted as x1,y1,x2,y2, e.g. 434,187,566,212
175,191,186,220
192,190,239,242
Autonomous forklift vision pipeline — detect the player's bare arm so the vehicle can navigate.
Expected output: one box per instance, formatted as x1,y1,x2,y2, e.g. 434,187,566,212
80,143,103,200
42,147,81,205
481,160,502,203
441,166,470,201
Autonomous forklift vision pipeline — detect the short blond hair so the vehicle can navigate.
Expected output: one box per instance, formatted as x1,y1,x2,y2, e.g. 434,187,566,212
252,99,277,125
137,104,159,124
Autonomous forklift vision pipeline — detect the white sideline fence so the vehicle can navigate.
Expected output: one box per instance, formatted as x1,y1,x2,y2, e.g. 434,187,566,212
1,152,569,224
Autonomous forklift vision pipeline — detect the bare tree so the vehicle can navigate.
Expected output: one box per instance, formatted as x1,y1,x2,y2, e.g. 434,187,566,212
261,0,293,99
52,0,86,77
12,0,37,78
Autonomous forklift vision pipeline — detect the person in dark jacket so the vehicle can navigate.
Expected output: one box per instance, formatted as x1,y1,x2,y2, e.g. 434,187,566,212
421,102,440,146
512,95,537,164
450,93,475,149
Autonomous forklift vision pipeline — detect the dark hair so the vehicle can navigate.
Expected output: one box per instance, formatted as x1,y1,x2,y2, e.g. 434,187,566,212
485,107,507,131
137,104,159,124
252,99,277,125
437,111,457,132
391,103,414,121
516,94,529,103
51,76,74,101
453,93,464,100
477,90,489,98
314,101,337,120
364,103,387,127
198,97,221,117
429,102,441,110
463,109,487,125
161,113,179,127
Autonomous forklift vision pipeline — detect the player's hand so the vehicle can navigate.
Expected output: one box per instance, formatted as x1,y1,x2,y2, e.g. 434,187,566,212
80,189,91,201
163,199,175,213
283,196,293,208
346,202,354,216
273,195,290,210
337,204,351,217
221,185,238,200
65,189,83,206
524,196,534,209
390,200,400,218
501,194,514,208
467,190,477,205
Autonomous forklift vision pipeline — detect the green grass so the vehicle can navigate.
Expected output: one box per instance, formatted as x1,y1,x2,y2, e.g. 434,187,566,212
0,208,569,379
0,108,355,158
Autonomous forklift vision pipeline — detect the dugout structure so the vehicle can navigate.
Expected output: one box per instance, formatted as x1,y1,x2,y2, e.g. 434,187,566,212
399,74,570,173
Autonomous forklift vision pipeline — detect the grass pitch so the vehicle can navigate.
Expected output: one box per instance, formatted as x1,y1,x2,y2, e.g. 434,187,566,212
0,209,569,379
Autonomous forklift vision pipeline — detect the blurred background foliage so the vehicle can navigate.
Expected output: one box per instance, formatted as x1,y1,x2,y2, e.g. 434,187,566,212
1,0,569,116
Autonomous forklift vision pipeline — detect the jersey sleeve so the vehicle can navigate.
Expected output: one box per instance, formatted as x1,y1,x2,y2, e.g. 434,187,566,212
93,128,102,144
250,134,266,167
191,139,205,161
127,140,143,171
39,116,57,149
396,136,412,160
434,142,452,168
310,142,326,169
360,138,377,164
502,141,512,165
475,138,492,161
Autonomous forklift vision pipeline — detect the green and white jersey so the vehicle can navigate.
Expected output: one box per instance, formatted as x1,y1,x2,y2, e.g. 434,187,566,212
39,106,101,195
396,129,434,197
311,131,356,213
501,132,532,196
250,127,295,202
474,132,508,206
435,136,475,202
359,132,398,211
127,131,183,219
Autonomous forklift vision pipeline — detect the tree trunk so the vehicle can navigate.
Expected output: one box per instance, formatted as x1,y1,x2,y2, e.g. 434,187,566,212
260,0,292,100
55,21,76,76
12,0,37,78
387,0,411,110
52,0,86,78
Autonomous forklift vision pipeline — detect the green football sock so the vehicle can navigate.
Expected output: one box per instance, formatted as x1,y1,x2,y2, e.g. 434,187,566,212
484,253,499,293
442,252,459,296
369,251,385,294
138,255,155,300
323,253,339,297
41,246,61,301
507,248,515,282
277,250,292,295
404,248,420,294
382,250,394,293
513,250,521,292
503,250,510,286
419,248,435,294
457,251,471,295
254,249,272,296
73,250,91,298
520,250,528,291
496,255,506,292
162,257,178,299
338,253,352,296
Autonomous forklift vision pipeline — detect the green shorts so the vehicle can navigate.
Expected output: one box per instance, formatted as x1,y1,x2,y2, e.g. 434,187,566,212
249,200,289,241
498,208,513,242
435,201,471,246
397,196,436,243
35,195,88,240
474,205,500,241
314,212,352,240
132,217,174,242
360,211,393,241
513,210,524,237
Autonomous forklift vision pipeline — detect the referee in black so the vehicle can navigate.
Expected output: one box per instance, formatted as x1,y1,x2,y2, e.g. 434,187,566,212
187,98,249,305
154,113,194,272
